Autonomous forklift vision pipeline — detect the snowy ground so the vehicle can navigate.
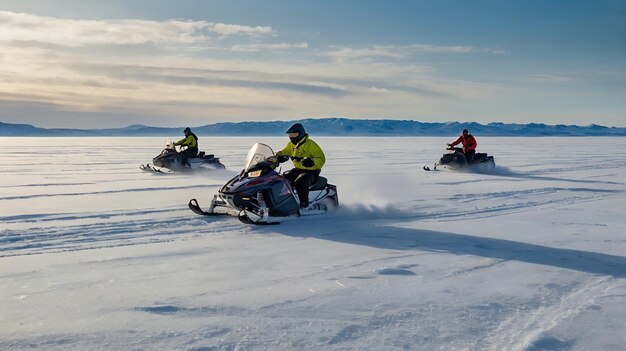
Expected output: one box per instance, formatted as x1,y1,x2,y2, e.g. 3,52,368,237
1,136,625,351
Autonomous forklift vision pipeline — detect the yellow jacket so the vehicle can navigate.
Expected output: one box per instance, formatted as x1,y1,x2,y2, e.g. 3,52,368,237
177,134,197,148
276,135,325,170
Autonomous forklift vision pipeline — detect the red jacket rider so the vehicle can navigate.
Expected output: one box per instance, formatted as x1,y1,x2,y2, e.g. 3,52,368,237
449,129,477,153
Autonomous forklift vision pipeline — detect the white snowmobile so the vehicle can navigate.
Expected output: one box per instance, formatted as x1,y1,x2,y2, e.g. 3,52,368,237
188,143,338,224
141,141,225,173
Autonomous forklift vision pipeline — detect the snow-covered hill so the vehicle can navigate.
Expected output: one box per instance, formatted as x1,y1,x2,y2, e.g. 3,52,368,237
2,118,626,136
1,137,625,350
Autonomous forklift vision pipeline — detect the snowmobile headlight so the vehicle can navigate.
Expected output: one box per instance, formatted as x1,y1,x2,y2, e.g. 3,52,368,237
247,170,262,177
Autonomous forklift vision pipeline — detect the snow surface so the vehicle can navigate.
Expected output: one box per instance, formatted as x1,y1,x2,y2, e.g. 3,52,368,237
1,136,625,350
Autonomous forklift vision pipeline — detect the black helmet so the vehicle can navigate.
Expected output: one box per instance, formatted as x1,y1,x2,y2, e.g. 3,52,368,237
286,123,306,144
462,129,469,136
184,127,191,135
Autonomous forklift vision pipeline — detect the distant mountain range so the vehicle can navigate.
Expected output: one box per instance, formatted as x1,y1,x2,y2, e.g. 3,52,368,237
1,118,625,136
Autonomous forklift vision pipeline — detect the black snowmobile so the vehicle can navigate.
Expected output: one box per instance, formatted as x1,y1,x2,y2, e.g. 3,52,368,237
423,146,495,171
141,141,225,173
189,143,338,224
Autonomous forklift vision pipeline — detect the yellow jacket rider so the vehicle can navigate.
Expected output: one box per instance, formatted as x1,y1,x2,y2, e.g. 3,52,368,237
173,127,198,166
275,123,325,208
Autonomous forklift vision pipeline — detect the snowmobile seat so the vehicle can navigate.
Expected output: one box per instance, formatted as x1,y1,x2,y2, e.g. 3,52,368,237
475,152,487,160
309,176,328,191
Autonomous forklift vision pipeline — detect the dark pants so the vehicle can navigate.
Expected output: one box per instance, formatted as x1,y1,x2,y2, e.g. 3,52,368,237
464,149,475,164
284,168,321,207
180,147,198,166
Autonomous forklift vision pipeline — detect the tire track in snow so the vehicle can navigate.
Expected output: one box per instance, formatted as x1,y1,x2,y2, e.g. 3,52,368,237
485,276,617,351
0,184,218,201
0,207,183,223
412,188,624,223
449,187,616,202
533,161,626,175
0,215,243,258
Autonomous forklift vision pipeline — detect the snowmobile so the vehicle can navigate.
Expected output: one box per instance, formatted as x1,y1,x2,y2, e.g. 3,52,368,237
140,141,225,173
423,146,495,171
188,143,338,224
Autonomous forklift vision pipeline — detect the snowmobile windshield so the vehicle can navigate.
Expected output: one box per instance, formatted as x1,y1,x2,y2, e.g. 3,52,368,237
244,143,275,171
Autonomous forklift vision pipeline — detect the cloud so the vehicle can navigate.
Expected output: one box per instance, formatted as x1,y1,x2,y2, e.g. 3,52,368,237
0,11,272,47
323,44,507,62
367,86,392,94
0,11,507,127
323,46,405,61
408,44,507,54
230,42,309,52
528,74,576,83
210,23,272,36
323,46,407,62
0,93,286,128
0,45,495,125
67,62,350,97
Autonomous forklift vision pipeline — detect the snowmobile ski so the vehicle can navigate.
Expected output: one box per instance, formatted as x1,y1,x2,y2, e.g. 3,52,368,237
140,164,166,173
237,211,280,225
188,199,222,216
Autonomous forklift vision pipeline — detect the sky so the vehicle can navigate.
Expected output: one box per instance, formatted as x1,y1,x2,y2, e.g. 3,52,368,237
0,0,624,128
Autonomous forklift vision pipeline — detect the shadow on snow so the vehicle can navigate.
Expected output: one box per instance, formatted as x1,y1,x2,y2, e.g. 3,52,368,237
473,166,624,185
260,216,626,278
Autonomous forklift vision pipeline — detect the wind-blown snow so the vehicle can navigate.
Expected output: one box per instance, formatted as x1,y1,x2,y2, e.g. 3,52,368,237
1,136,625,350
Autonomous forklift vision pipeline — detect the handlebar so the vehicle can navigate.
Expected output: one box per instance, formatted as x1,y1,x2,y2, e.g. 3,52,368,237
267,155,297,164
267,155,309,165
446,145,463,152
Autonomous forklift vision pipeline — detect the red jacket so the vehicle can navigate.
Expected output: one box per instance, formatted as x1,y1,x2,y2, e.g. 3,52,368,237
451,134,477,152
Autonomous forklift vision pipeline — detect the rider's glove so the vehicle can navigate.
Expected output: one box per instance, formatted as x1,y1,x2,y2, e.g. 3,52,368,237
277,155,290,163
446,143,452,147
301,157,314,167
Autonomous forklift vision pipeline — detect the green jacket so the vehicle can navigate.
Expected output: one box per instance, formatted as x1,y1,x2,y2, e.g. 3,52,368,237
276,135,325,170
